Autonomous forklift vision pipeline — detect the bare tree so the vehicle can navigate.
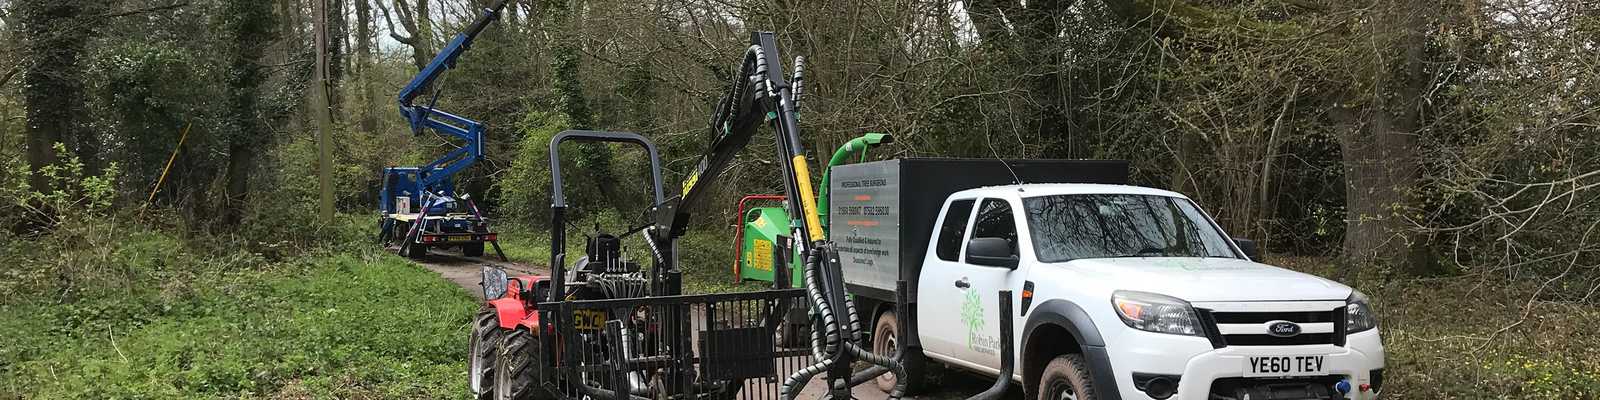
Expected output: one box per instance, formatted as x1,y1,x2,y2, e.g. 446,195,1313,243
377,0,434,71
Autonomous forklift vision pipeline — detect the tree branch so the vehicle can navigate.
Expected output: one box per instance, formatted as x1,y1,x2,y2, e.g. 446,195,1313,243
375,0,414,44
91,2,188,20
0,62,20,91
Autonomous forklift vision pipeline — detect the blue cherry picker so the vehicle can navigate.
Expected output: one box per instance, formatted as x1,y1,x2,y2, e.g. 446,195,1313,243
378,0,510,260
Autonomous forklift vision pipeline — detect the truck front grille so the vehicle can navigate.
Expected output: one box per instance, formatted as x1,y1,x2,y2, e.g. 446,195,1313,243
1198,308,1346,348
1222,332,1337,346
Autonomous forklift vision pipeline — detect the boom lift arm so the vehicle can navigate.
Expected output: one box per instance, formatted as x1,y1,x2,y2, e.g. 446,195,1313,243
394,0,508,193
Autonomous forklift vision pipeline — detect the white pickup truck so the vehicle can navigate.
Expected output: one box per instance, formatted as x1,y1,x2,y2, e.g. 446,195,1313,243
826,159,1385,400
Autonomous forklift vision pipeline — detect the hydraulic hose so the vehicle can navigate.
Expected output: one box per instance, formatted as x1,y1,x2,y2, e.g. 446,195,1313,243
709,45,761,141
780,247,843,400
781,245,907,400
843,294,907,399
792,56,805,114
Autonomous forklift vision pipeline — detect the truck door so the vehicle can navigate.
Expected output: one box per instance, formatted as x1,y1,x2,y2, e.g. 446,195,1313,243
919,197,1022,372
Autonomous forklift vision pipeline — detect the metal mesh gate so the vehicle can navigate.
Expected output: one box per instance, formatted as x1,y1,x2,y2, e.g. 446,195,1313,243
538,289,812,400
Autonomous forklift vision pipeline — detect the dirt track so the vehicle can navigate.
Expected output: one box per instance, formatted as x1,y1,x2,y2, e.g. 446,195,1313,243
406,249,1011,400
406,249,545,300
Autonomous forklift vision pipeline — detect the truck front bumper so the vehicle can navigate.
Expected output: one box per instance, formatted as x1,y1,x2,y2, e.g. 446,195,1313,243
1107,330,1385,400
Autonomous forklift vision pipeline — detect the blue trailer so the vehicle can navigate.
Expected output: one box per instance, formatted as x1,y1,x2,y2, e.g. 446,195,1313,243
377,1,508,260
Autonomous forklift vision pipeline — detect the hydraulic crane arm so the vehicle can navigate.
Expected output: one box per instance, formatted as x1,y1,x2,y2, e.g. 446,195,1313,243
656,32,906,400
395,0,508,191
657,32,822,248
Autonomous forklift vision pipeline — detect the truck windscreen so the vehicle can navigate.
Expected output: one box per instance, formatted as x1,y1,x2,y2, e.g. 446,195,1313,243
1022,194,1238,263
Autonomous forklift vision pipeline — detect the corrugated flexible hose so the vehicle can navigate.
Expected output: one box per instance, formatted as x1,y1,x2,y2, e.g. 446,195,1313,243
781,246,906,400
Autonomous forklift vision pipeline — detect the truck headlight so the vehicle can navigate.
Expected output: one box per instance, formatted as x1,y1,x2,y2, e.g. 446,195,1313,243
1112,291,1203,337
1346,290,1378,334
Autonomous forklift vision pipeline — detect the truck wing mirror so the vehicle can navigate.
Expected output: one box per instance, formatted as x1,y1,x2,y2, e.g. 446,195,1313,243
966,237,1019,269
1233,238,1259,261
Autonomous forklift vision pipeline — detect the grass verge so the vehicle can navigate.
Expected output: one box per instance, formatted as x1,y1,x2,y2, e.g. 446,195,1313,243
0,252,477,399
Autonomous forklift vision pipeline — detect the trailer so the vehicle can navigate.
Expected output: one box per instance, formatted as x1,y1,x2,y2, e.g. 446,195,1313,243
379,168,499,258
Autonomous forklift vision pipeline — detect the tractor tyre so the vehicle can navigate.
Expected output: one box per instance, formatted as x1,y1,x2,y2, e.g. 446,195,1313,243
775,321,810,349
1036,354,1098,400
470,305,504,399
872,310,926,394
495,329,553,400
464,242,486,257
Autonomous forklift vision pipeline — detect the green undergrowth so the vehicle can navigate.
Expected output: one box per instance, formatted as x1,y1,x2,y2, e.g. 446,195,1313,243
494,222,766,295
0,252,477,399
1271,256,1600,399
0,214,478,399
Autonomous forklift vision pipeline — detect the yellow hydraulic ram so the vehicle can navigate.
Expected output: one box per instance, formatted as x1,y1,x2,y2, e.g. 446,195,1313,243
791,155,825,241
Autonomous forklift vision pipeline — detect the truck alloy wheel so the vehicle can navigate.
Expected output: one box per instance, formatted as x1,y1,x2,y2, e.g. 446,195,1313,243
1037,354,1097,400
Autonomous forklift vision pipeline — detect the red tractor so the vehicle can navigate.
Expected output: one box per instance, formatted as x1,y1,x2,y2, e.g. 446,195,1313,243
468,130,669,400
470,268,549,400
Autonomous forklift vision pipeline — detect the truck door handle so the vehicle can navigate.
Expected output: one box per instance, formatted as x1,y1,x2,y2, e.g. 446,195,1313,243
954,278,970,289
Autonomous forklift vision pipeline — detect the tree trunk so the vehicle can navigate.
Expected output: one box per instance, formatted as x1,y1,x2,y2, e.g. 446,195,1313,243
17,0,92,190
961,0,1074,157
355,0,378,133
327,0,346,116
220,0,277,226
1337,2,1430,271
542,0,623,212
411,0,434,71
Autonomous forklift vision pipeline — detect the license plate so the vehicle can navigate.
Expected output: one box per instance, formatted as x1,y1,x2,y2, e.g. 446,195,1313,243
1244,355,1326,377
573,309,607,331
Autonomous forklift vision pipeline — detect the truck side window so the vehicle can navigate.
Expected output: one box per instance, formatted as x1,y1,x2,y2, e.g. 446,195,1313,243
969,199,1018,256
936,199,976,262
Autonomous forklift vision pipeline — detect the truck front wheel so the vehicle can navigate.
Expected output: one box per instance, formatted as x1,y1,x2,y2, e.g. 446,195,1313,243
1036,354,1097,400
872,310,926,393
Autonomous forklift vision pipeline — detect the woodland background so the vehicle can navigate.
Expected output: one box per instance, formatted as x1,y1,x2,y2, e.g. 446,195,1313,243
1,0,1599,398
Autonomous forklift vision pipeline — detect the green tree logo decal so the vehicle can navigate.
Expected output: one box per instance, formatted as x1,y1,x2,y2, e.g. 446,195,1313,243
960,288,985,348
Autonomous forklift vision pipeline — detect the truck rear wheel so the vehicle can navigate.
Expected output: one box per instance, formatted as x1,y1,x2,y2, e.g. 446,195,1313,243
1036,354,1097,400
495,329,553,400
404,244,428,259
463,242,486,257
470,306,503,399
872,310,925,393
